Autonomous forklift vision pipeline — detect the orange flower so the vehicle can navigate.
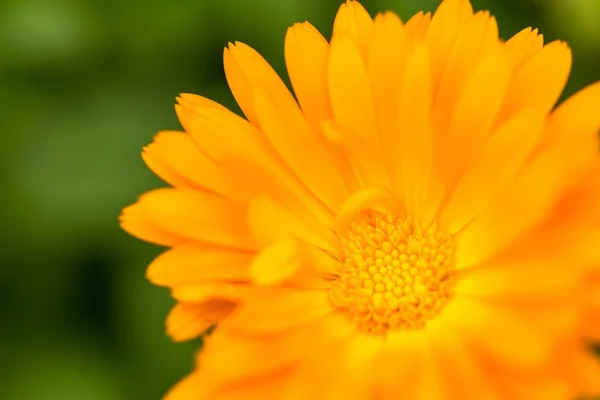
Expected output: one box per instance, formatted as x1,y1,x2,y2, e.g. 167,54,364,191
120,0,600,398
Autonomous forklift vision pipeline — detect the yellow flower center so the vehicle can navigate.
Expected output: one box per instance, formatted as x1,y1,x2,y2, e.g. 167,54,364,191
329,209,456,334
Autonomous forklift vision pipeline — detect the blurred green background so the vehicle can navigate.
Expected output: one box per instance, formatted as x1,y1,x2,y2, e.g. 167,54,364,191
0,0,598,399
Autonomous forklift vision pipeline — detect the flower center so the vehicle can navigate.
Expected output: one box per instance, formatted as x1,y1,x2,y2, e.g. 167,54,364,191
329,209,456,334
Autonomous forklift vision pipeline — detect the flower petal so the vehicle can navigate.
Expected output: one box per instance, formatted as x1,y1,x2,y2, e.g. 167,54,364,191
500,41,572,120
143,130,255,202
504,27,544,71
178,99,335,228
222,288,333,334
396,44,439,225
442,110,544,233
433,11,499,134
247,197,338,252
404,12,431,46
332,0,373,53
366,12,408,187
328,33,377,150
285,22,331,124
146,245,253,287
166,300,236,342
426,0,473,89
249,239,303,286
121,189,255,250
252,86,350,212
442,40,510,182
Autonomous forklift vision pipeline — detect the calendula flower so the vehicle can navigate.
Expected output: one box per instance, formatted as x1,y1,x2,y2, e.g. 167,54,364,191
120,0,600,398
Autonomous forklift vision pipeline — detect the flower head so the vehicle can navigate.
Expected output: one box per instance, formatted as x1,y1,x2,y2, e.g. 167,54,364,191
121,0,600,398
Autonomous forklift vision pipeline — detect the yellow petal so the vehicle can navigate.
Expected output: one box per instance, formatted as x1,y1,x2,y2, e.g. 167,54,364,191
500,41,572,120
328,33,377,148
321,119,389,189
178,93,228,111
335,187,402,234
146,245,253,288
228,41,346,208
546,80,600,144
121,189,255,250
404,12,432,46
504,27,544,71
178,99,335,228
455,143,580,268
201,314,353,387
426,0,474,90
252,86,350,212
164,370,210,400
142,131,202,190
119,208,185,247
247,197,338,253
285,22,331,124
442,298,554,370
166,300,236,342
249,239,302,286
366,12,408,182
379,331,435,399
223,46,257,124
422,325,495,400
222,288,333,334
142,130,254,202
172,282,247,303
396,44,439,225
442,110,544,233
433,11,499,135
454,261,580,299
225,42,297,122
332,0,373,54
442,41,510,182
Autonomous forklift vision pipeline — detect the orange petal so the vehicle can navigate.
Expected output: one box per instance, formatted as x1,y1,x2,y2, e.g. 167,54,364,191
247,196,338,253
225,42,297,122
164,370,209,400
442,298,554,371
249,239,303,286
441,110,544,233
285,22,331,124
366,12,408,184
567,350,600,397
442,41,510,182
252,86,349,212
172,282,248,303
142,131,202,190
454,261,580,300
166,300,236,342
500,41,572,120
504,27,544,71
426,0,474,90
454,143,583,268
546,80,600,144
119,208,185,247
121,189,255,250
178,100,335,228
433,11,499,135
332,0,373,54
222,288,332,334
335,187,402,234
146,245,253,288
328,33,377,149
200,314,354,386
404,12,432,46
396,44,439,225
142,130,254,202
